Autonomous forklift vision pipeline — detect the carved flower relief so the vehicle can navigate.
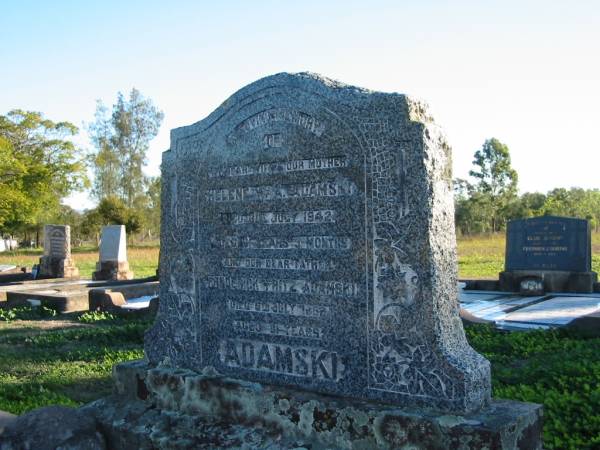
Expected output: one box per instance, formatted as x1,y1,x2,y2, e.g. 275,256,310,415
162,292,202,366
372,346,411,390
374,240,418,302
169,254,195,295
168,178,196,246
373,239,419,332
378,265,418,305
370,328,452,399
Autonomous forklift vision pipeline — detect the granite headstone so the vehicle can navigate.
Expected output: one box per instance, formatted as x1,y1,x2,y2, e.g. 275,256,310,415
500,216,597,293
92,225,133,281
145,72,491,413
505,216,591,271
38,225,79,278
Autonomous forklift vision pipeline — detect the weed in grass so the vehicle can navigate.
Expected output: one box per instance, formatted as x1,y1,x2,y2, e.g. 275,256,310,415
0,306,57,322
78,311,117,323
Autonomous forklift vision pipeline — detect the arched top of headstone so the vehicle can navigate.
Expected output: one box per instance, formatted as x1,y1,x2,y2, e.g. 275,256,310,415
168,72,435,158
147,72,491,414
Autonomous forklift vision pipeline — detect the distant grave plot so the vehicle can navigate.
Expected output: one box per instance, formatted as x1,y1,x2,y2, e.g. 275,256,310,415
38,225,79,279
93,226,133,281
145,72,491,413
505,216,591,272
500,216,597,293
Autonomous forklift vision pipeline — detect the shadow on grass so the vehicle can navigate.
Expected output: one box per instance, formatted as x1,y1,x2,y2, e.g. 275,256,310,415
0,374,115,415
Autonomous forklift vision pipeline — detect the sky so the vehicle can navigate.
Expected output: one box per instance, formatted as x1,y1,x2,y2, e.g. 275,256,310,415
1,0,599,210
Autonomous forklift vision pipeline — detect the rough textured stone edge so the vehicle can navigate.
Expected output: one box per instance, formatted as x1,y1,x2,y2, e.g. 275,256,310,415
146,71,492,414
100,360,542,450
92,261,134,281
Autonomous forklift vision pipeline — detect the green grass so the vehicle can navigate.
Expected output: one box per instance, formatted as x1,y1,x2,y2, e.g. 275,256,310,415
0,310,598,449
465,325,600,450
2,231,600,280
0,312,147,414
1,234,600,447
457,232,600,278
0,245,159,279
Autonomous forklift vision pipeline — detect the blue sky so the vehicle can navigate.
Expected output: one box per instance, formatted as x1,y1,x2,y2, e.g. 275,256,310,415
2,1,599,209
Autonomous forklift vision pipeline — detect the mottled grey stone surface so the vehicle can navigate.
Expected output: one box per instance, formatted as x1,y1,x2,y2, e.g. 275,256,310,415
146,72,491,413
38,224,79,278
0,405,106,450
84,361,542,450
43,224,71,259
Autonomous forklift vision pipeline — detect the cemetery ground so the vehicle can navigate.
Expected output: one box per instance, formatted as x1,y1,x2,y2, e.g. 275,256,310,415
458,231,600,278
0,243,159,279
1,236,599,449
3,232,600,279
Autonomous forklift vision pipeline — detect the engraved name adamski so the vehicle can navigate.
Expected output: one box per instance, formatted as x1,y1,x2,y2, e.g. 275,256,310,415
146,73,492,414
220,340,344,381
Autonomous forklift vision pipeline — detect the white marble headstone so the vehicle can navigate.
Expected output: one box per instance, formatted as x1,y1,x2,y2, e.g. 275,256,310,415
99,225,127,262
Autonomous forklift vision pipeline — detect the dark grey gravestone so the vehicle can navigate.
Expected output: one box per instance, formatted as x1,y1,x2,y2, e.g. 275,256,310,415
145,72,491,413
500,216,597,293
505,216,591,272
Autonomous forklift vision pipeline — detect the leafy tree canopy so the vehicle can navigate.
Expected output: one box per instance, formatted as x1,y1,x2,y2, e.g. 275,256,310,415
469,137,518,198
0,110,88,234
88,89,163,207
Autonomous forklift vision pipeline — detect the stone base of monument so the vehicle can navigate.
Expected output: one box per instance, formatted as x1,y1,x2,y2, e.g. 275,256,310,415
0,277,157,310
499,270,598,294
6,289,90,312
92,261,134,281
82,360,542,450
38,256,80,279
0,267,31,284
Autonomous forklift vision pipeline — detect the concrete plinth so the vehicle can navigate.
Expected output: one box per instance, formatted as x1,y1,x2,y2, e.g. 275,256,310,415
83,361,543,450
38,225,79,279
38,256,80,279
499,270,597,293
92,261,133,281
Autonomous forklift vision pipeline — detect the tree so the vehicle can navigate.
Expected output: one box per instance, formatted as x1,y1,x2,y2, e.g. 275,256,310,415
81,196,143,243
0,134,26,232
455,191,495,235
88,102,120,200
503,192,546,222
80,208,103,243
97,196,129,225
543,188,600,231
88,89,164,206
135,176,161,240
469,138,518,232
0,110,88,236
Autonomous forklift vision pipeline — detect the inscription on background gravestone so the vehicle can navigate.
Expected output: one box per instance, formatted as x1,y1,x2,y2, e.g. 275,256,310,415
505,216,591,272
145,73,491,413
38,224,79,278
44,225,69,259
